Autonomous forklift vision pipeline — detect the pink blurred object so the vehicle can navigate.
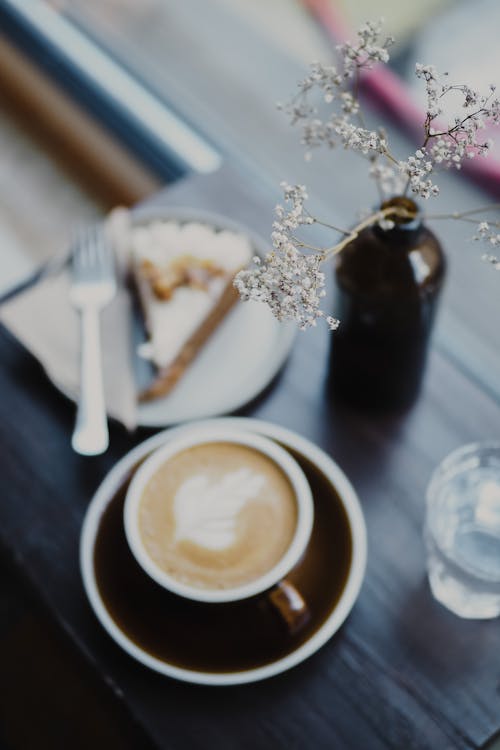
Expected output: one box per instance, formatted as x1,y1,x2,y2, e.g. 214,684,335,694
302,0,500,196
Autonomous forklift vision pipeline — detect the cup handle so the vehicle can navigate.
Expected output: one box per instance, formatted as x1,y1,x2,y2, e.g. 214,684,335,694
267,579,310,635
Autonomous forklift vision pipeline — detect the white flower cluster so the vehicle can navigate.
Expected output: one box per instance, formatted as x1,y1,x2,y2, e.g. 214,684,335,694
236,21,500,332
273,183,314,234
368,161,406,196
473,221,500,268
233,250,340,331
234,184,340,330
278,21,393,160
335,119,387,155
415,63,444,120
399,65,500,198
337,19,394,78
480,253,500,270
399,150,439,199
474,221,500,244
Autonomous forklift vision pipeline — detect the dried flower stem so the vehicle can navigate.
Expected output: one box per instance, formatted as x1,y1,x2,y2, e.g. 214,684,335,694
234,200,417,331
304,209,352,236
236,21,500,332
324,205,416,258
428,204,500,219
295,204,418,258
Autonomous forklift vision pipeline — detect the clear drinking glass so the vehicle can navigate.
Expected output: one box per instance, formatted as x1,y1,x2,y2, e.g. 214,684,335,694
425,442,500,619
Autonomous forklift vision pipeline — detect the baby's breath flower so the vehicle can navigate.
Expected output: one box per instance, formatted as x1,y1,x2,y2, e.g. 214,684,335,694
399,151,439,199
234,245,331,330
404,64,500,198
481,253,500,270
471,221,500,266
340,92,359,114
334,119,387,155
369,162,406,196
238,21,500,333
473,220,500,247
234,183,336,329
326,316,341,331
280,21,500,203
474,221,491,240
336,20,394,79
278,21,392,164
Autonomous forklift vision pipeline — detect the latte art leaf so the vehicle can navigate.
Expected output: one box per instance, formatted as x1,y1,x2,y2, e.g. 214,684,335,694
173,468,267,550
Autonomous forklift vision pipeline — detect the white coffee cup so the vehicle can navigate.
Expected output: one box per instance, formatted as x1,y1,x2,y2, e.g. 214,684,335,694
124,426,314,606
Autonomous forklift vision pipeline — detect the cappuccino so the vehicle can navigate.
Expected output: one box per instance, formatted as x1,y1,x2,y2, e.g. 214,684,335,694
137,442,298,591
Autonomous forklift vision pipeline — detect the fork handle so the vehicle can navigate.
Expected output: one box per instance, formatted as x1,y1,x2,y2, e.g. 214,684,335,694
72,306,109,456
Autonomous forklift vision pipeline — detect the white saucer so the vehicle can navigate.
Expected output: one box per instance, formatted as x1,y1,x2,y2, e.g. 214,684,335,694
80,417,367,686
131,207,296,427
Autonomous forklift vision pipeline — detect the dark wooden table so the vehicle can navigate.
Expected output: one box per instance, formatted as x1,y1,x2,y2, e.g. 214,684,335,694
1,166,500,750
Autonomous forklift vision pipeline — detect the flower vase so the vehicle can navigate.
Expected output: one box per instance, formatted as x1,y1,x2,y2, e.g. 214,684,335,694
328,198,446,410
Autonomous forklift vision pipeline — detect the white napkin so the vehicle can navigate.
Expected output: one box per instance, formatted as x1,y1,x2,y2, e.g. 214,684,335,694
0,210,138,430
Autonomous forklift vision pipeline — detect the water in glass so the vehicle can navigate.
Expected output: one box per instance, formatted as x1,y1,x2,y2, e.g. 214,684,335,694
425,443,500,619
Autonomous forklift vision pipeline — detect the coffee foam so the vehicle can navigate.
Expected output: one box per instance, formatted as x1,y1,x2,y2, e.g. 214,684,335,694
138,442,297,590
173,468,267,550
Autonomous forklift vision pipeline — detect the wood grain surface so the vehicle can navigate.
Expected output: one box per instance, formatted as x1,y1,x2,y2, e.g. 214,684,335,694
1,165,500,750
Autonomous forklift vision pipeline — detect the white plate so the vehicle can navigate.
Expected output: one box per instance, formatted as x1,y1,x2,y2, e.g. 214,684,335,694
80,417,367,686
130,206,296,427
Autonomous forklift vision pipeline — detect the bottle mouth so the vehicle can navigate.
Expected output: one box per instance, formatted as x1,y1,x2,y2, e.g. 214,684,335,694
380,196,419,226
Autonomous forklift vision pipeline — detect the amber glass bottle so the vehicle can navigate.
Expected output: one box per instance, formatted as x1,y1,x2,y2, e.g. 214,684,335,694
328,197,446,410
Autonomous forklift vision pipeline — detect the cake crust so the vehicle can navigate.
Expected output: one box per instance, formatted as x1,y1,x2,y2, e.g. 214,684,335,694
119,218,252,401
138,278,239,401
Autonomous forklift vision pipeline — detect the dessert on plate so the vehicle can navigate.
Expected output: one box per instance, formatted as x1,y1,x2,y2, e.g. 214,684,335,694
112,212,253,400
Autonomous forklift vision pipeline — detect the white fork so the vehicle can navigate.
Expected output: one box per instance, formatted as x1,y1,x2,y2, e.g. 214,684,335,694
70,226,116,455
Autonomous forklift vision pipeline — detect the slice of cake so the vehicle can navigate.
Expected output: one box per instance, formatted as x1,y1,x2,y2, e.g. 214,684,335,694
124,218,252,401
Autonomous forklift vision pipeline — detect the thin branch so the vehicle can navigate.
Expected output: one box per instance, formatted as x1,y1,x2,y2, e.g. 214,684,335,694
382,150,400,166
372,159,385,201
426,204,500,220
321,205,415,260
291,237,330,252
312,217,352,236
426,216,487,225
353,67,366,127
424,108,490,141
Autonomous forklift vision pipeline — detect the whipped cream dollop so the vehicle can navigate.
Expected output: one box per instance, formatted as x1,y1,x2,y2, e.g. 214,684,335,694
173,468,267,550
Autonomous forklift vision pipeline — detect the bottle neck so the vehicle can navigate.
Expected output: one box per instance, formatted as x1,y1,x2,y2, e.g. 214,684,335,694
374,196,422,244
